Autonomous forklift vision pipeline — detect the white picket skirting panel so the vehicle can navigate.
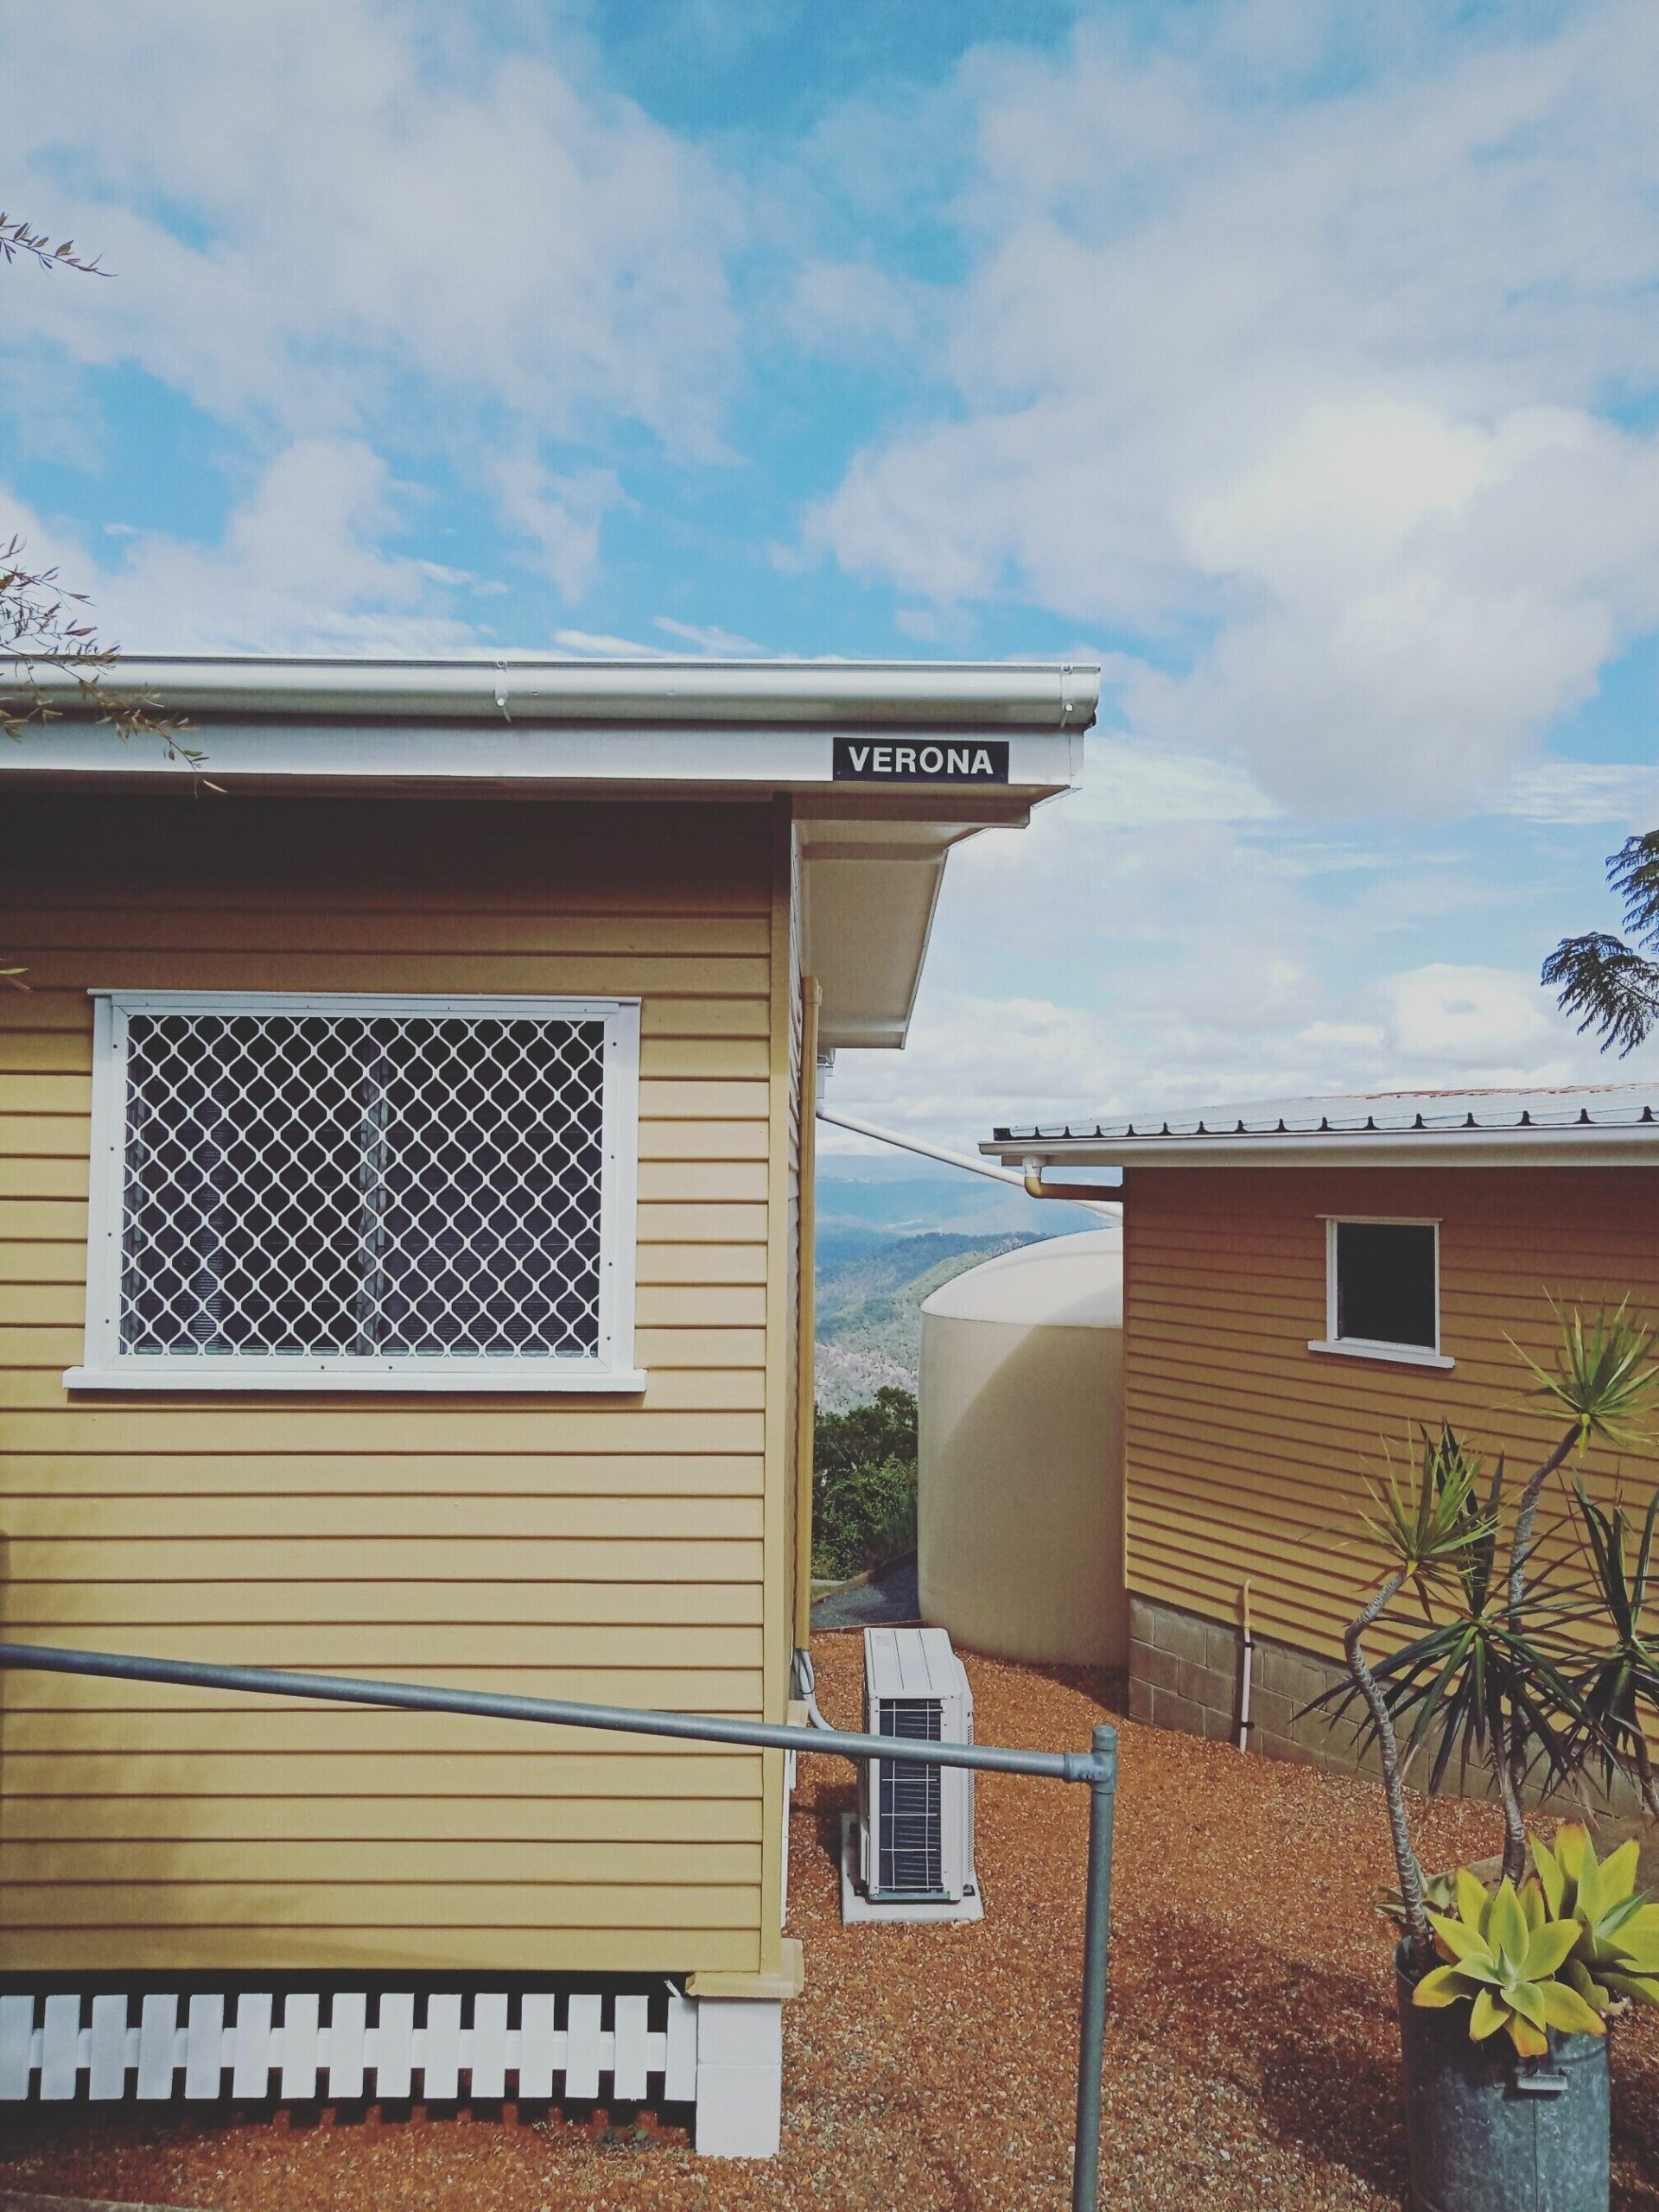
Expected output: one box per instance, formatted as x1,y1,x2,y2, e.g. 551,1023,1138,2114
0,1986,698,2109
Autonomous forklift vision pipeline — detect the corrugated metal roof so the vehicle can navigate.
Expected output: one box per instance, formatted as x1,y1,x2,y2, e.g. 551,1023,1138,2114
993,1083,1659,1147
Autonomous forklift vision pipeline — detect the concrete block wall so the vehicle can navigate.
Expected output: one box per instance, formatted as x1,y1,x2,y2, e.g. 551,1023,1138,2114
1128,1593,1654,1821
1128,1593,1378,1781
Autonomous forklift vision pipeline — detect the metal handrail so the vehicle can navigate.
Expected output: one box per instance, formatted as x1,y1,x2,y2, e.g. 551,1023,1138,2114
0,1640,1116,2210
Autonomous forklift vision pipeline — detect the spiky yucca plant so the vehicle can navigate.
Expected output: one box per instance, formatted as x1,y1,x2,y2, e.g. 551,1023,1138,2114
1319,1307,1659,1912
1566,1484,1659,1820
1499,1304,1659,1877
1338,1427,1496,1964
1319,1306,1659,1975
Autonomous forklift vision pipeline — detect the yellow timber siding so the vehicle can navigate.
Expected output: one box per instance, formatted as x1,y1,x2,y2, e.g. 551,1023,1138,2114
1122,1165,1659,1664
0,789,796,1977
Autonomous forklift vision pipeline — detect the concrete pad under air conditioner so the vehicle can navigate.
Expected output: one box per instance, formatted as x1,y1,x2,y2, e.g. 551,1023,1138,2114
839,1814,984,1924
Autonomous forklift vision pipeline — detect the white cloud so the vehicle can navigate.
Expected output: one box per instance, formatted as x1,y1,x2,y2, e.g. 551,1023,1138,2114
1375,963,1566,1072
0,441,480,653
0,3,742,459
825,955,1631,1147
1490,760,1659,827
552,627,670,657
817,728,1656,1147
784,260,926,356
652,617,766,655
805,2,1659,810
491,458,623,603
1065,733,1277,828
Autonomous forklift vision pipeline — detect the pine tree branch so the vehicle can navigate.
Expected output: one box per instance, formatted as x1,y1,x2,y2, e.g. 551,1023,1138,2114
1541,930,1659,1056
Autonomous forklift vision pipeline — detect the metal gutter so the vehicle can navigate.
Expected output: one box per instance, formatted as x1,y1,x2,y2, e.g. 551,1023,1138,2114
1020,1160,1125,1206
986,1128,1659,1170
10,656,1100,729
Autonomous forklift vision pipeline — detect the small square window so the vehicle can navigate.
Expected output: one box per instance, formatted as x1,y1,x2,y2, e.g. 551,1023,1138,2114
69,992,643,1393
1309,1217,1451,1370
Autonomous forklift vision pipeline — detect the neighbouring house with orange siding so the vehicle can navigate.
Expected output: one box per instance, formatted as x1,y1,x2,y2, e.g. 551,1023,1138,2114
988,1089,1659,1776
0,654,1096,2151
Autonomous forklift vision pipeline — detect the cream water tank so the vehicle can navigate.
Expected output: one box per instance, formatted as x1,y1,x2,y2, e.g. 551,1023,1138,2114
918,1226,1125,1667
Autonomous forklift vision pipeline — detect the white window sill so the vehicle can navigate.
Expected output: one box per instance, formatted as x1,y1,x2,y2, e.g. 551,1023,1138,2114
1306,1339,1453,1372
63,1364,648,1395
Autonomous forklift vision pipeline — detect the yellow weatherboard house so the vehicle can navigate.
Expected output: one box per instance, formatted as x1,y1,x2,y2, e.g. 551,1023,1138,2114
988,1089,1659,1778
0,654,1096,2151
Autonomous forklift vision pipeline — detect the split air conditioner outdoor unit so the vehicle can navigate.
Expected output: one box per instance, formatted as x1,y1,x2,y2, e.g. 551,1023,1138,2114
840,1625,982,1924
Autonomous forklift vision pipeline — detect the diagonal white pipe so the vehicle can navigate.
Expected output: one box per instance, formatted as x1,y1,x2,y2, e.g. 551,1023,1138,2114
817,1106,1120,1218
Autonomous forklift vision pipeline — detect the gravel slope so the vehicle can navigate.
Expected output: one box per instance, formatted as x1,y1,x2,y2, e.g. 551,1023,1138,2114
5,1635,1659,2209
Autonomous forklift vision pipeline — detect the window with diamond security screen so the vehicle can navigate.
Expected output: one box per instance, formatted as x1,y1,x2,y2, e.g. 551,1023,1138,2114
74,994,641,1390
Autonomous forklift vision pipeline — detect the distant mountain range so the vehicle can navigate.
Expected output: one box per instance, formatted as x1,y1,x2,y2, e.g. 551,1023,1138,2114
813,1154,1100,1410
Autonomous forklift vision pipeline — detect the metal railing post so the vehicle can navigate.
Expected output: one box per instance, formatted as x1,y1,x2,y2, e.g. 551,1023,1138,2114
0,1641,1117,2205
1071,1721,1117,2212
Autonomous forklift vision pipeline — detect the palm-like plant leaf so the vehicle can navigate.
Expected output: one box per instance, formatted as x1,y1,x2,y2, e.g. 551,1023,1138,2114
1513,1301,1659,1451
1357,1426,1496,1592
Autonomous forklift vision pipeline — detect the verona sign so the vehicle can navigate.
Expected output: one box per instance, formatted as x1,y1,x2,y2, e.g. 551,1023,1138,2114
831,737,1010,784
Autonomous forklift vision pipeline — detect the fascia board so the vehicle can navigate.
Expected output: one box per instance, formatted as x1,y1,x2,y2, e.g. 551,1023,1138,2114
0,718,1078,813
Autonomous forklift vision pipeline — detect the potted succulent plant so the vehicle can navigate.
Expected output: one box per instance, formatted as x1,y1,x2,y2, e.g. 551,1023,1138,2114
1319,1306,1659,2212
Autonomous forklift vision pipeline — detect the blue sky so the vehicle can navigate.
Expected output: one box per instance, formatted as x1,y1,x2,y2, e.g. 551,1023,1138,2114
5,0,1659,1143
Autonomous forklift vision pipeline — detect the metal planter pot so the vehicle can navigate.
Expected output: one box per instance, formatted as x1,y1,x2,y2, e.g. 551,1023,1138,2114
1396,1949,1610,2212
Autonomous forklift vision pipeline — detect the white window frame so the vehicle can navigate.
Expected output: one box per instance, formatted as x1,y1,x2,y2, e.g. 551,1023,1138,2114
67,989,644,1394
1307,1213,1454,1372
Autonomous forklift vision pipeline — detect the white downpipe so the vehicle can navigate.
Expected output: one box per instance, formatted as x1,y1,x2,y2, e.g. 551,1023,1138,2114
1237,1582,1254,1752
817,1107,1121,1220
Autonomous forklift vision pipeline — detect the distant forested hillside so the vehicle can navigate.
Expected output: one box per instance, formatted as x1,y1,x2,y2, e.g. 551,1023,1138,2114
812,1154,1101,1410
814,1230,1040,1409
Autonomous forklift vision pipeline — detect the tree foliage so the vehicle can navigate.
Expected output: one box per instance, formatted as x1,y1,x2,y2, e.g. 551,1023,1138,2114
812,1386,918,1580
2,212,201,989
0,212,110,278
1,538,194,761
1544,831,1659,1054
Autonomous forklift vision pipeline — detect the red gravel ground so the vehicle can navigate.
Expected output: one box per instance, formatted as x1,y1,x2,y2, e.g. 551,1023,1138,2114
6,1635,1659,2210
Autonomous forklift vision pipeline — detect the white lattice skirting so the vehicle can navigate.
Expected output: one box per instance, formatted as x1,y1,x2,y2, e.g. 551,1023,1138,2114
0,1986,783,2158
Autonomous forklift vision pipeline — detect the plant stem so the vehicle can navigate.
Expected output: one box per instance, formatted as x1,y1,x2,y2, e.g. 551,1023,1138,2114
1347,1568,1431,1966
1508,1424,1580,1626
1499,1422,1580,1882
1631,1721,1659,1822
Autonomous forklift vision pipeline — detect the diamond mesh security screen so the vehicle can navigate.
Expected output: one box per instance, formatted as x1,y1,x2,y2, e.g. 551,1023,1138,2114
876,1698,944,1897
116,1008,609,1364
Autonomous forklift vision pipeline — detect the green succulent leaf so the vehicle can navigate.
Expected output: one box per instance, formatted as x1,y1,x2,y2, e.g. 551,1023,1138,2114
1505,2008,1550,2060
1456,1865,1491,1931
1490,1881,1531,1974
1601,1839,1641,1904
1538,1981,1607,2037
1523,1921,1583,1981
1412,1964,1470,2009
1429,1910,1488,1965
1507,1978,1548,2033
1566,1958,1611,2013
1533,1837,1566,1917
